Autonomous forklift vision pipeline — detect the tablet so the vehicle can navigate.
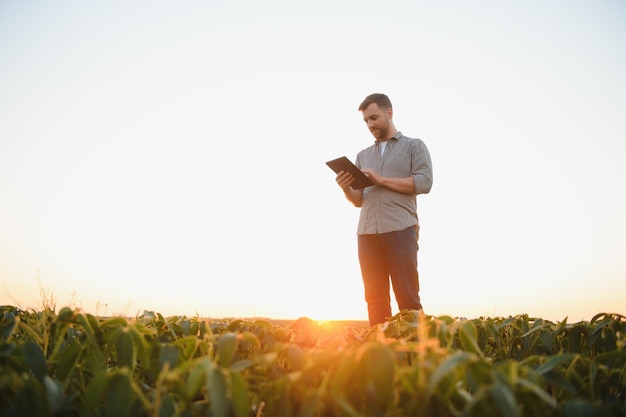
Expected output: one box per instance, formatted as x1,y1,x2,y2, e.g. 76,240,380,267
325,156,374,190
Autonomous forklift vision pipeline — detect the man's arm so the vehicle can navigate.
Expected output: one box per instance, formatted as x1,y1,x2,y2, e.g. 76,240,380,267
360,169,416,194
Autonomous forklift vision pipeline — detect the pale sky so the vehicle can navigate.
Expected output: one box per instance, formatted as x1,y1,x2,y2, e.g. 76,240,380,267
1,1,625,321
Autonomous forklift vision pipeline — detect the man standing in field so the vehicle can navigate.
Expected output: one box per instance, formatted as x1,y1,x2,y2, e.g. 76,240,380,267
335,93,433,326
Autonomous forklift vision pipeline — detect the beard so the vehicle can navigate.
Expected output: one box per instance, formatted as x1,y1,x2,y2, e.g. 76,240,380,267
370,116,391,141
371,125,389,141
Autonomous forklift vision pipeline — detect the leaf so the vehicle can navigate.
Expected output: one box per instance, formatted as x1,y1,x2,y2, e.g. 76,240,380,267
159,344,179,371
43,375,65,415
459,320,482,356
158,394,178,417
217,332,238,368
563,398,595,417
516,377,556,408
359,342,395,414
129,323,152,367
239,331,261,352
535,353,575,374
427,351,475,395
207,363,229,417
231,359,254,373
186,359,208,399
180,319,192,336
230,371,250,417
520,323,544,338
23,341,47,383
286,344,304,371
80,372,109,417
57,306,74,322
498,317,516,330
75,313,99,349
101,316,128,329
595,349,626,366
0,311,17,342
14,377,49,417
253,319,272,330
490,383,521,417
105,371,133,417
540,329,555,353
116,328,134,369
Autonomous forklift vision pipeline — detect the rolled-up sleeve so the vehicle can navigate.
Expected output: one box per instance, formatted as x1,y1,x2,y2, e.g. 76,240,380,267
412,139,433,195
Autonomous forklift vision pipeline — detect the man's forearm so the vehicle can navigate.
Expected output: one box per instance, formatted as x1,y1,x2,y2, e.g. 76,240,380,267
378,176,416,195
343,187,363,207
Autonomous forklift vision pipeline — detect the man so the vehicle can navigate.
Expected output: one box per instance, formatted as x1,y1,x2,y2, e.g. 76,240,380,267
335,93,433,326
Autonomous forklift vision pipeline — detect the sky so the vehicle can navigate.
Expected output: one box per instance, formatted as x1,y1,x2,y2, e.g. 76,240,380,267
1,1,625,322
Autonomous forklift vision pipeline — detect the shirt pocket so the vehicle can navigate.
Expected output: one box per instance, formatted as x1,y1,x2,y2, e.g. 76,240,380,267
383,151,412,177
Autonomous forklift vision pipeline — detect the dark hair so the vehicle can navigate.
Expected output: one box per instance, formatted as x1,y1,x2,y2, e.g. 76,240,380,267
358,93,392,111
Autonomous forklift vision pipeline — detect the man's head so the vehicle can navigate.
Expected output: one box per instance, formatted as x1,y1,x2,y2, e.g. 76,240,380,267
358,93,392,112
359,93,395,142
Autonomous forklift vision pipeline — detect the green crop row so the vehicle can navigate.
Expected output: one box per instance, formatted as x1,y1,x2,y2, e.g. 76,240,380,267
1,306,624,416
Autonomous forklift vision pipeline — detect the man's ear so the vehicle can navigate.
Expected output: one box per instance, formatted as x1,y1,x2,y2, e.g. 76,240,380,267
387,107,393,119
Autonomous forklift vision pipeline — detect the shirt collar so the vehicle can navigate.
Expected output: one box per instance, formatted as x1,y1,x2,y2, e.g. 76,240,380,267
375,131,402,144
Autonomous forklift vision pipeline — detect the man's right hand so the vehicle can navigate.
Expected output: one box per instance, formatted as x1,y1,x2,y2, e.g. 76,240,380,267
335,170,355,190
335,171,363,207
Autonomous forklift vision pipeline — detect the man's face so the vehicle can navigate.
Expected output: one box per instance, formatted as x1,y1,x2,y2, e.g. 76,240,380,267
362,103,392,141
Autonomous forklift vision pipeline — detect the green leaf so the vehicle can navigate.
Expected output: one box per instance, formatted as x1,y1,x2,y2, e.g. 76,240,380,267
116,328,134,369
105,371,133,417
286,344,304,371
200,319,212,338
43,375,65,415
129,323,152,366
540,329,555,353
231,359,254,372
160,344,179,371
57,306,74,322
427,351,475,395
359,342,395,414
563,398,595,417
75,313,100,349
230,371,249,417
239,331,261,351
207,364,229,417
459,320,482,356
23,341,47,383
498,317,516,329
101,316,128,329
490,383,521,417
516,377,556,408
217,332,238,367
14,377,49,417
80,372,110,417
536,353,575,374
0,311,17,342
159,393,178,417
595,348,626,366
186,358,208,399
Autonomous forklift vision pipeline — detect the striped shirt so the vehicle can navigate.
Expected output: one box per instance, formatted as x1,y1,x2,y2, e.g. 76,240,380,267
355,131,433,235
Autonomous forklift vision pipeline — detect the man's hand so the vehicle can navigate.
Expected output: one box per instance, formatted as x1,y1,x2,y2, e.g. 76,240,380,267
335,170,355,190
361,168,381,185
